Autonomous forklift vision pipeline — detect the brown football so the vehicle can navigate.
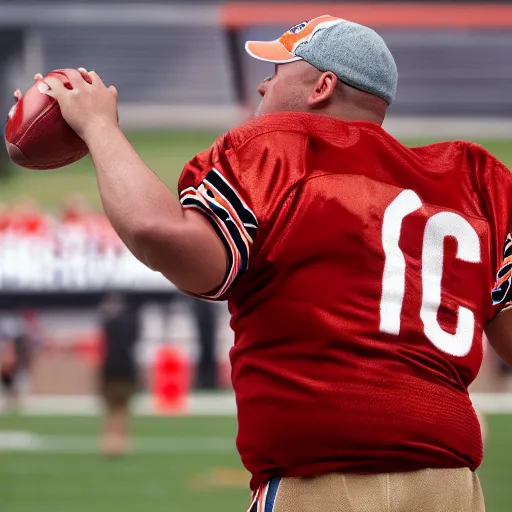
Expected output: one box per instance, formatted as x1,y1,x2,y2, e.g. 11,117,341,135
4,69,90,170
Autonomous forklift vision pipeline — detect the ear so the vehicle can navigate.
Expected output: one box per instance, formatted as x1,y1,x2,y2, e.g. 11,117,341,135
308,72,338,107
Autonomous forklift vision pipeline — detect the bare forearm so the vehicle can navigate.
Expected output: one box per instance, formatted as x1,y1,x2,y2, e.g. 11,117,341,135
38,69,225,291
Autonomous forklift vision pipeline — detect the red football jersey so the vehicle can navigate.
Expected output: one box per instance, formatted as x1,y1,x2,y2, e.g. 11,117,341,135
178,112,512,490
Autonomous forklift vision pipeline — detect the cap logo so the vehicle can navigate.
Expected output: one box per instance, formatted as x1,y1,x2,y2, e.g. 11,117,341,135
279,16,345,55
245,15,347,66
288,20,310,35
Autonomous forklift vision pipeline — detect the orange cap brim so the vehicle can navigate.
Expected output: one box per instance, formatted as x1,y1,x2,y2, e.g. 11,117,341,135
245,40,302,64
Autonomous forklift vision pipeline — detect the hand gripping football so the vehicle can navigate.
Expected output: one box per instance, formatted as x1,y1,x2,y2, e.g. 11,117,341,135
4,69,90,170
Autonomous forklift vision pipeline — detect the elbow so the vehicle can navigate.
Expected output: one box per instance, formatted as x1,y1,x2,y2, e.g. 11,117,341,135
127,211,227,294
129,219,192,275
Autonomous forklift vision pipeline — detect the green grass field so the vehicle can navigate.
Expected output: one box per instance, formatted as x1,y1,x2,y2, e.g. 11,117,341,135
2,132,511,212
0,413,511,512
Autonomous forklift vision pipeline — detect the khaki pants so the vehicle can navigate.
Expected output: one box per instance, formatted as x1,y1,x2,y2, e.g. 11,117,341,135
250,468,485,512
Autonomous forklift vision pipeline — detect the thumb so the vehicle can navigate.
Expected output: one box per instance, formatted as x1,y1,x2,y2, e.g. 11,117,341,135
38,76,67,99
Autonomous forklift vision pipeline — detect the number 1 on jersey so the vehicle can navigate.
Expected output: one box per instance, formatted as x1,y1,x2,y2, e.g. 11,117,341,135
380,190,481,357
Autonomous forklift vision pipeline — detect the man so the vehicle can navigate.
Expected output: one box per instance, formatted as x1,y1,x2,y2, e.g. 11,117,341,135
189,296,219,390
21,14,512,511
0,311,42,412
97,292,141,456
0,329,19,412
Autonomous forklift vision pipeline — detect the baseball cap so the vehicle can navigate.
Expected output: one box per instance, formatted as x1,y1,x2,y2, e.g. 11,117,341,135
245,15,398,105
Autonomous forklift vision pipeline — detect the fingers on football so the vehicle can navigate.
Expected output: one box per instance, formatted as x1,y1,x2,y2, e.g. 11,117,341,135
88,70,106,88
63,68,91,90
77,67,93,85
38,76,66,98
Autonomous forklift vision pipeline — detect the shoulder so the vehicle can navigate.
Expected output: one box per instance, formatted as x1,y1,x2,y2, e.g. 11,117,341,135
459,141,496,163
410,140,508,177
459,142,510,184
452,141,507,171
444,142,512,216
178,114,310,190
409,140,469,160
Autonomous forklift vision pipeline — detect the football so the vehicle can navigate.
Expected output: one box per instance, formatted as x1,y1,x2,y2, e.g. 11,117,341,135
4,69,90,170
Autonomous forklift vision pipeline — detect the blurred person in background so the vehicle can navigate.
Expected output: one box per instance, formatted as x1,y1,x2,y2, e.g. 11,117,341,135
0,310,43,413
190,297,218,390
98,291,141,457
31,13,512,512
0,328,20,412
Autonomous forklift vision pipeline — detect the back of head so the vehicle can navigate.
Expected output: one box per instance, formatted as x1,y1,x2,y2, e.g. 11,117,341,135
246,15,398,124
295,18,397,104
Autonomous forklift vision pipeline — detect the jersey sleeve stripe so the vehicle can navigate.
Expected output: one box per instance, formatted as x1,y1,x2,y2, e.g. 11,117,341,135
500,256,512,268
205,169,258,239
180,186,251,299
188,187,251,260
492,233,512,306
495,267,512,287
182,197,240,299
200,181,255,243
181,189,250,256
181,196,236,294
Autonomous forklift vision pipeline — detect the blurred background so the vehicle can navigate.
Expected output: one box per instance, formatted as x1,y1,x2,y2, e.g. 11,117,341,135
0,0,511,511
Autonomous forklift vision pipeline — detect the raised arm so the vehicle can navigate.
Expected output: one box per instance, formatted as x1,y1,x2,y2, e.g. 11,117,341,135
41,69,226,295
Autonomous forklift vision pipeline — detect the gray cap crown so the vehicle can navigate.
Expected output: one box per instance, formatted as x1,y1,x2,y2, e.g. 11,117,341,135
295,20,397,104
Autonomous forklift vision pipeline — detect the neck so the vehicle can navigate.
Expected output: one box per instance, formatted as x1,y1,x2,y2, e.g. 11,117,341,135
319,87,388,125
318,105,385,126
